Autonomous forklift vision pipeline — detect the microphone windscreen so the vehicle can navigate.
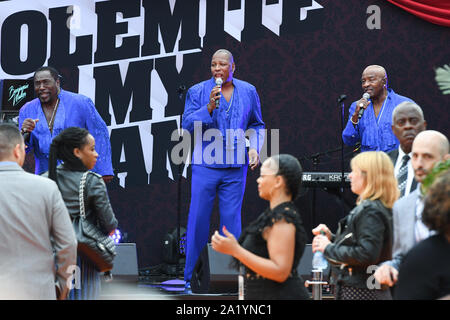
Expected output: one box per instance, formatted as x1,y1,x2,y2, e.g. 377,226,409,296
215,78,223,86
363,92,370,100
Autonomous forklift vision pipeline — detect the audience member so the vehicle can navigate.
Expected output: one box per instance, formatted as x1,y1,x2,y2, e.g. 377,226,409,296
211,154,309,300
45,127,118,300
374,130,450,289
395,168,450,299
0,123,77,299
312,151,397,300
388,101,426,197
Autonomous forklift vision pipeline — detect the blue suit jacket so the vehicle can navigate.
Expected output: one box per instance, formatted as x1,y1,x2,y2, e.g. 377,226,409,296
182,78,265,168
342,89,414,152
19,89,113,176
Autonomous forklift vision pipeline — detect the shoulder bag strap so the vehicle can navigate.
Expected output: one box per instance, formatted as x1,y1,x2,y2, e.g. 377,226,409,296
79,171,89,219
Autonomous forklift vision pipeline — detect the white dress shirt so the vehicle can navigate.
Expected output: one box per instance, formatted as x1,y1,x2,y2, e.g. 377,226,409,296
415,191,434,243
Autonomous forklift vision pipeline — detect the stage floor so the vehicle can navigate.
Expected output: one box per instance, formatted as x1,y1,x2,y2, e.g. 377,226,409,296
99,273,332,300
99,276,237,300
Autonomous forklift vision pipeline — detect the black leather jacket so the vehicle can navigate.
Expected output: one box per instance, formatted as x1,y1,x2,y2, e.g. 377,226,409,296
44,165,118,235
324,199,392,289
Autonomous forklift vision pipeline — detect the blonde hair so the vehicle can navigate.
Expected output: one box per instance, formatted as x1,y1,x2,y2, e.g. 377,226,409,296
350,151,399,208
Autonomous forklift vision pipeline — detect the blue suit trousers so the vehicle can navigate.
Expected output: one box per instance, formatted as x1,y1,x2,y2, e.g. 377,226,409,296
184,165,248,282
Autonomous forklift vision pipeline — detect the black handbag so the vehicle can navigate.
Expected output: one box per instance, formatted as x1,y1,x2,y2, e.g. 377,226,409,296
73,171,116,272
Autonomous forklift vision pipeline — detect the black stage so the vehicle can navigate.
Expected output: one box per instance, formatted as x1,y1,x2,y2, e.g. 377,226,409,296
99,266,334,300
100,275,238,300
99,243,334,300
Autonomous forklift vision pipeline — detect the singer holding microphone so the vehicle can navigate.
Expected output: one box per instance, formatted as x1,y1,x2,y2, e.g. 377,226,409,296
342,65,415,153
181,49,265,292
19,66,113,182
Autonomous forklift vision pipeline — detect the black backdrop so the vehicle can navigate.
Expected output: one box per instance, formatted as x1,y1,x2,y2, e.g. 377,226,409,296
1,0,449,268
109,0,449,268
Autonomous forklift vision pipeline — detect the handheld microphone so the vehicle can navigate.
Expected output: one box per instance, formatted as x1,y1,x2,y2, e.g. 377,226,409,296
358,92,371,119
215,77,223,108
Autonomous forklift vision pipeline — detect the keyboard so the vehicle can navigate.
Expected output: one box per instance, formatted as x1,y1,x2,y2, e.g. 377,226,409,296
302,172,350,188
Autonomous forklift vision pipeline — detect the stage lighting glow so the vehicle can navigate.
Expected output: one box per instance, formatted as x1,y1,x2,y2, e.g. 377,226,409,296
110,229,122,244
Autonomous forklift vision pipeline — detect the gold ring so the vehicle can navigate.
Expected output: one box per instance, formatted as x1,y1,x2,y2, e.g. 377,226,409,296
359,103,364,107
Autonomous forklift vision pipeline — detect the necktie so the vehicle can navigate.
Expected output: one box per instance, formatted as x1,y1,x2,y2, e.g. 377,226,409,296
397,155,410,197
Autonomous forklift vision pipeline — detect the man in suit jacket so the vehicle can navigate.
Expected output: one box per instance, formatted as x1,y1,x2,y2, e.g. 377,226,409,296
374,130,450,288
0,123,77,300
388,101,427,197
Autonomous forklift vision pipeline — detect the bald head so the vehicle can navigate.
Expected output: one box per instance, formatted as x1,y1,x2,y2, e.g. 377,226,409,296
212,49,234,64
363,65,388,85
412,130,450,182
363,65,387,78
415,131,449,156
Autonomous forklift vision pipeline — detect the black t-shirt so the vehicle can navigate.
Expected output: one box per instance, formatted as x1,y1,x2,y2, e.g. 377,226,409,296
395,234,450,300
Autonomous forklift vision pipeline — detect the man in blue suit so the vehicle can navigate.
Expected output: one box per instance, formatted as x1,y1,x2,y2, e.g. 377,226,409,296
19,66,113,182
342,65,414,153
182,49,265,290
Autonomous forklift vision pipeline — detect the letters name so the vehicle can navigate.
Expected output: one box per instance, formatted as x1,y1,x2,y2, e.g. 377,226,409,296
176,304,271,317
